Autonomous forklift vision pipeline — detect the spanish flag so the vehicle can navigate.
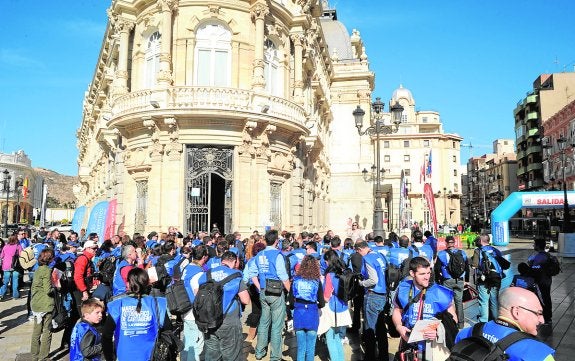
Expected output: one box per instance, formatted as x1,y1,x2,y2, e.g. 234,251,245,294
22,176,29,199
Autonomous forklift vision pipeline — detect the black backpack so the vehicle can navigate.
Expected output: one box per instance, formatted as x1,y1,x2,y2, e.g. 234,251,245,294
335,269,362,302
193,271,242,333
49,290,70,332
165,259,193,316
387,249,412,291
447,249,466,279
97,256,117,285
447,322,533,361
544,253,561,276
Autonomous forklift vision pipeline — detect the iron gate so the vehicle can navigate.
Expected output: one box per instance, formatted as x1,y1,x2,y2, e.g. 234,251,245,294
185,147,233,234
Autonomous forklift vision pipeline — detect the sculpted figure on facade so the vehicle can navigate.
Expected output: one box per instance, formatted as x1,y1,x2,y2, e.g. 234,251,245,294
238,121,258,157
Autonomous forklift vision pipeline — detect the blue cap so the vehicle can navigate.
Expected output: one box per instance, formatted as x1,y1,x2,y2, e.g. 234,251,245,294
68,241,80,248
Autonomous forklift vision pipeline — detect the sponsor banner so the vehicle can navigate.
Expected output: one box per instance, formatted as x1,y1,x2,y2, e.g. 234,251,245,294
521,193,575,207
86,201,109,239
492,221,508,246
71,206,87,233
423,183,438,233
104,199,117,240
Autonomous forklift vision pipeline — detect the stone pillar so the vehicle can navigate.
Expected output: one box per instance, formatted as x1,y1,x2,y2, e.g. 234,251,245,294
251,3,268,90
291,33,304,104
157,0,177,87
113,18,135,96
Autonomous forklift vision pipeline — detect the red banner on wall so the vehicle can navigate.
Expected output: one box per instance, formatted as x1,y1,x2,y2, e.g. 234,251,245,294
423,183,438,233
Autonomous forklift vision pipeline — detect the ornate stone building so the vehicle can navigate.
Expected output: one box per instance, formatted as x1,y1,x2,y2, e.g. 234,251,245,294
76,0,460,237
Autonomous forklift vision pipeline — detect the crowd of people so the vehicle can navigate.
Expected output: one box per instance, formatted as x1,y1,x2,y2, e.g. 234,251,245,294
0,224,559,361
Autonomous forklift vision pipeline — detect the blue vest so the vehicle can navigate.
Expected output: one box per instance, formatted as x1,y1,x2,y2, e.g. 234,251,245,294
396,281,453,329
424,236,438,255
202,266,243,314
455,321,555,361
362,251,388,294
293,277,320,302
478,245,504,275
164,256,179,277
256,248,282,289
326,272,349,313
70,320,101,361
206,256,222,269
413,244,434,261
112,259,130,296
107,295,166,361
372,245,390,258
437,248,468,280
181,263,204,302
388,247,411,267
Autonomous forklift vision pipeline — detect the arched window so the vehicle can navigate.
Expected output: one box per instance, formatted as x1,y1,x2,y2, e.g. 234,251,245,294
195,23,231,86
144,31,161,88
264,39,282,96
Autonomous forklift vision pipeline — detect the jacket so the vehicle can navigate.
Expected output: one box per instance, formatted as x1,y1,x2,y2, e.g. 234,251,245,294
31,265,55,312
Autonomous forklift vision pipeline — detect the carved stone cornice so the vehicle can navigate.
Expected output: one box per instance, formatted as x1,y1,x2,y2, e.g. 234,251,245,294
166,129,182,161
290,33,304,46
251,3,269,21
157,69,173,85
114,18,135,34
157,0,178,12
124,147,152,175
267,150,294,179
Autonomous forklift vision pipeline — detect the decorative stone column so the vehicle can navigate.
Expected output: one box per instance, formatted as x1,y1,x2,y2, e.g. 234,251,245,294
156,0,178,87
236,121,258,233
251,3,268,90
290,33,304,104
112,17,135,97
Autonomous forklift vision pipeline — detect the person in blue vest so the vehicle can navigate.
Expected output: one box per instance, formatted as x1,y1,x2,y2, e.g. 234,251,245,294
304,241,321,261
198,251,250,361
527,238,554,329
371,235,390,258
388,235,412,275
348,240,364,333
253,229,291,361
180,245,209,361
454,287,555,361
102,267,173,361
243,241,267,343
145,231,159,249
288,255,324,361
388,231,400,248
471,233,505,322
434,235,469,329
411,230,433,262
423,230,438,259
111,244,143,296
322,250,353,361
320,236,349,275
70,298,104,361
355,240,389,361
392,256,456,359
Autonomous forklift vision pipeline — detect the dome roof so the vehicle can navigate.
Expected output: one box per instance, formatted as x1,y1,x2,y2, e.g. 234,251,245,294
392,84,414,104
320,18,354,60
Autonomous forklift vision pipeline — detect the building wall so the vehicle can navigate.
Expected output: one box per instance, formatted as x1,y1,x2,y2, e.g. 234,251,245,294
0,151,40,225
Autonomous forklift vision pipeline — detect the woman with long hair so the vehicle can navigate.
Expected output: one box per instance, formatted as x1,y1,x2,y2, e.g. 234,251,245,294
243,241,267,341
30,248,55,361
322,250,354,361
0,234,23,300
288,255,325,361
102,267,173,361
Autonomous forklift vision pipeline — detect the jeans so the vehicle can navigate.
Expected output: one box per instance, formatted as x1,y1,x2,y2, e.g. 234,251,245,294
255,293,286,361
363,292,388,361
296,329,317,361
182,319,204,361
0,269,21,298
325,326,345,361
204,317,244,361
477,282,499,322
444,278,464,327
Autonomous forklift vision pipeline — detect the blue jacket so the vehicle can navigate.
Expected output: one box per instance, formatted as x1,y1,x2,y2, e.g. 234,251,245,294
70,320,101,361
112,259,131,296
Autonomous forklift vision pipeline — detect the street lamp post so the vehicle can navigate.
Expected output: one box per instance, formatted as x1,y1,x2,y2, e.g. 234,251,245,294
353,97,403,238
557,136,572,233
15,176,23,224
2,169,11,238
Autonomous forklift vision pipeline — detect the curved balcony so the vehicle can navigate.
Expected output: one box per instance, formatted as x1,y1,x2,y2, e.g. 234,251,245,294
526,145,542,155
525,94,538,104
527,111,538,121
517,166,527,176
111,86,307,129
527,163,542,172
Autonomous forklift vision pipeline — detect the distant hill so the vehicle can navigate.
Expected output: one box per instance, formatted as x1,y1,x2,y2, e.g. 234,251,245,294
34,168,78,207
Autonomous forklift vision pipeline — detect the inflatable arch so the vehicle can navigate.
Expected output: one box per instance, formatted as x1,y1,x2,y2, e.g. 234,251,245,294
491,191,575,246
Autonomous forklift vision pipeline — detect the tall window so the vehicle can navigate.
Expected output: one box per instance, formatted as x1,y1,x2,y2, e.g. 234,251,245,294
195,23,231,86
144,31,161,88
270,182,282,228
264,39,282,96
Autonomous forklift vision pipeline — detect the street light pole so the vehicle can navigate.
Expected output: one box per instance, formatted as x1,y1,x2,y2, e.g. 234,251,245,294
443,187,448,225
353,97,403,238
2,169,11,238
557,136,572,233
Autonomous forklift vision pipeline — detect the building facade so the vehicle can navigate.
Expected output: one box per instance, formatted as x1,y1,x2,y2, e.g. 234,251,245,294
515,73,575,192
76,0,461,238
0,151,43,227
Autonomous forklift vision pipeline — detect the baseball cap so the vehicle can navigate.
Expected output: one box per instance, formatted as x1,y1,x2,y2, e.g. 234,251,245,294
68,241,80,248
83,240,98,249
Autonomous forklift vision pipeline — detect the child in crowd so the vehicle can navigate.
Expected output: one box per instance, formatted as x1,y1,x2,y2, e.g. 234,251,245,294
70,298,104,361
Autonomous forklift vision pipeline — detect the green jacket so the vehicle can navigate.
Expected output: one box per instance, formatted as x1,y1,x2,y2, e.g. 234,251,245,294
31,265,54,312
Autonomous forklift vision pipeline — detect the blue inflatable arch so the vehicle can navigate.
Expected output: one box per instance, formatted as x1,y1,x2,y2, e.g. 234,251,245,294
491,191,575,246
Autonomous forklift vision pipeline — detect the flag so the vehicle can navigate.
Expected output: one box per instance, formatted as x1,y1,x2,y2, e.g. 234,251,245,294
426,151,432,179
22,176,29,199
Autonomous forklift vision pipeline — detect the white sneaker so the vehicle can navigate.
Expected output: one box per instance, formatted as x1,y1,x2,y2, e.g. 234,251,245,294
342,336,349,344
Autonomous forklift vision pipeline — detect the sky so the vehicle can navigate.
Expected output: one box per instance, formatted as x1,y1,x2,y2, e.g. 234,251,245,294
1,1,574,176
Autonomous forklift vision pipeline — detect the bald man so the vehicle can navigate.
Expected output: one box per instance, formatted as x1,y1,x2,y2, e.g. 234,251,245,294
454,287,555,360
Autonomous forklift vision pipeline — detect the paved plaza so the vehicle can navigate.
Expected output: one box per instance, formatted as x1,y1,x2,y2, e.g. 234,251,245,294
1,240,574,360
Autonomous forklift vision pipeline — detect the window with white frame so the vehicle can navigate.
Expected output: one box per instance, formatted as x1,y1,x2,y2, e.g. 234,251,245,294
384,141,390,148
404,155,410,162
423,140,430,147
144,31,161,88
264,39,282,96
384,155,390,162
195,23,232,86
